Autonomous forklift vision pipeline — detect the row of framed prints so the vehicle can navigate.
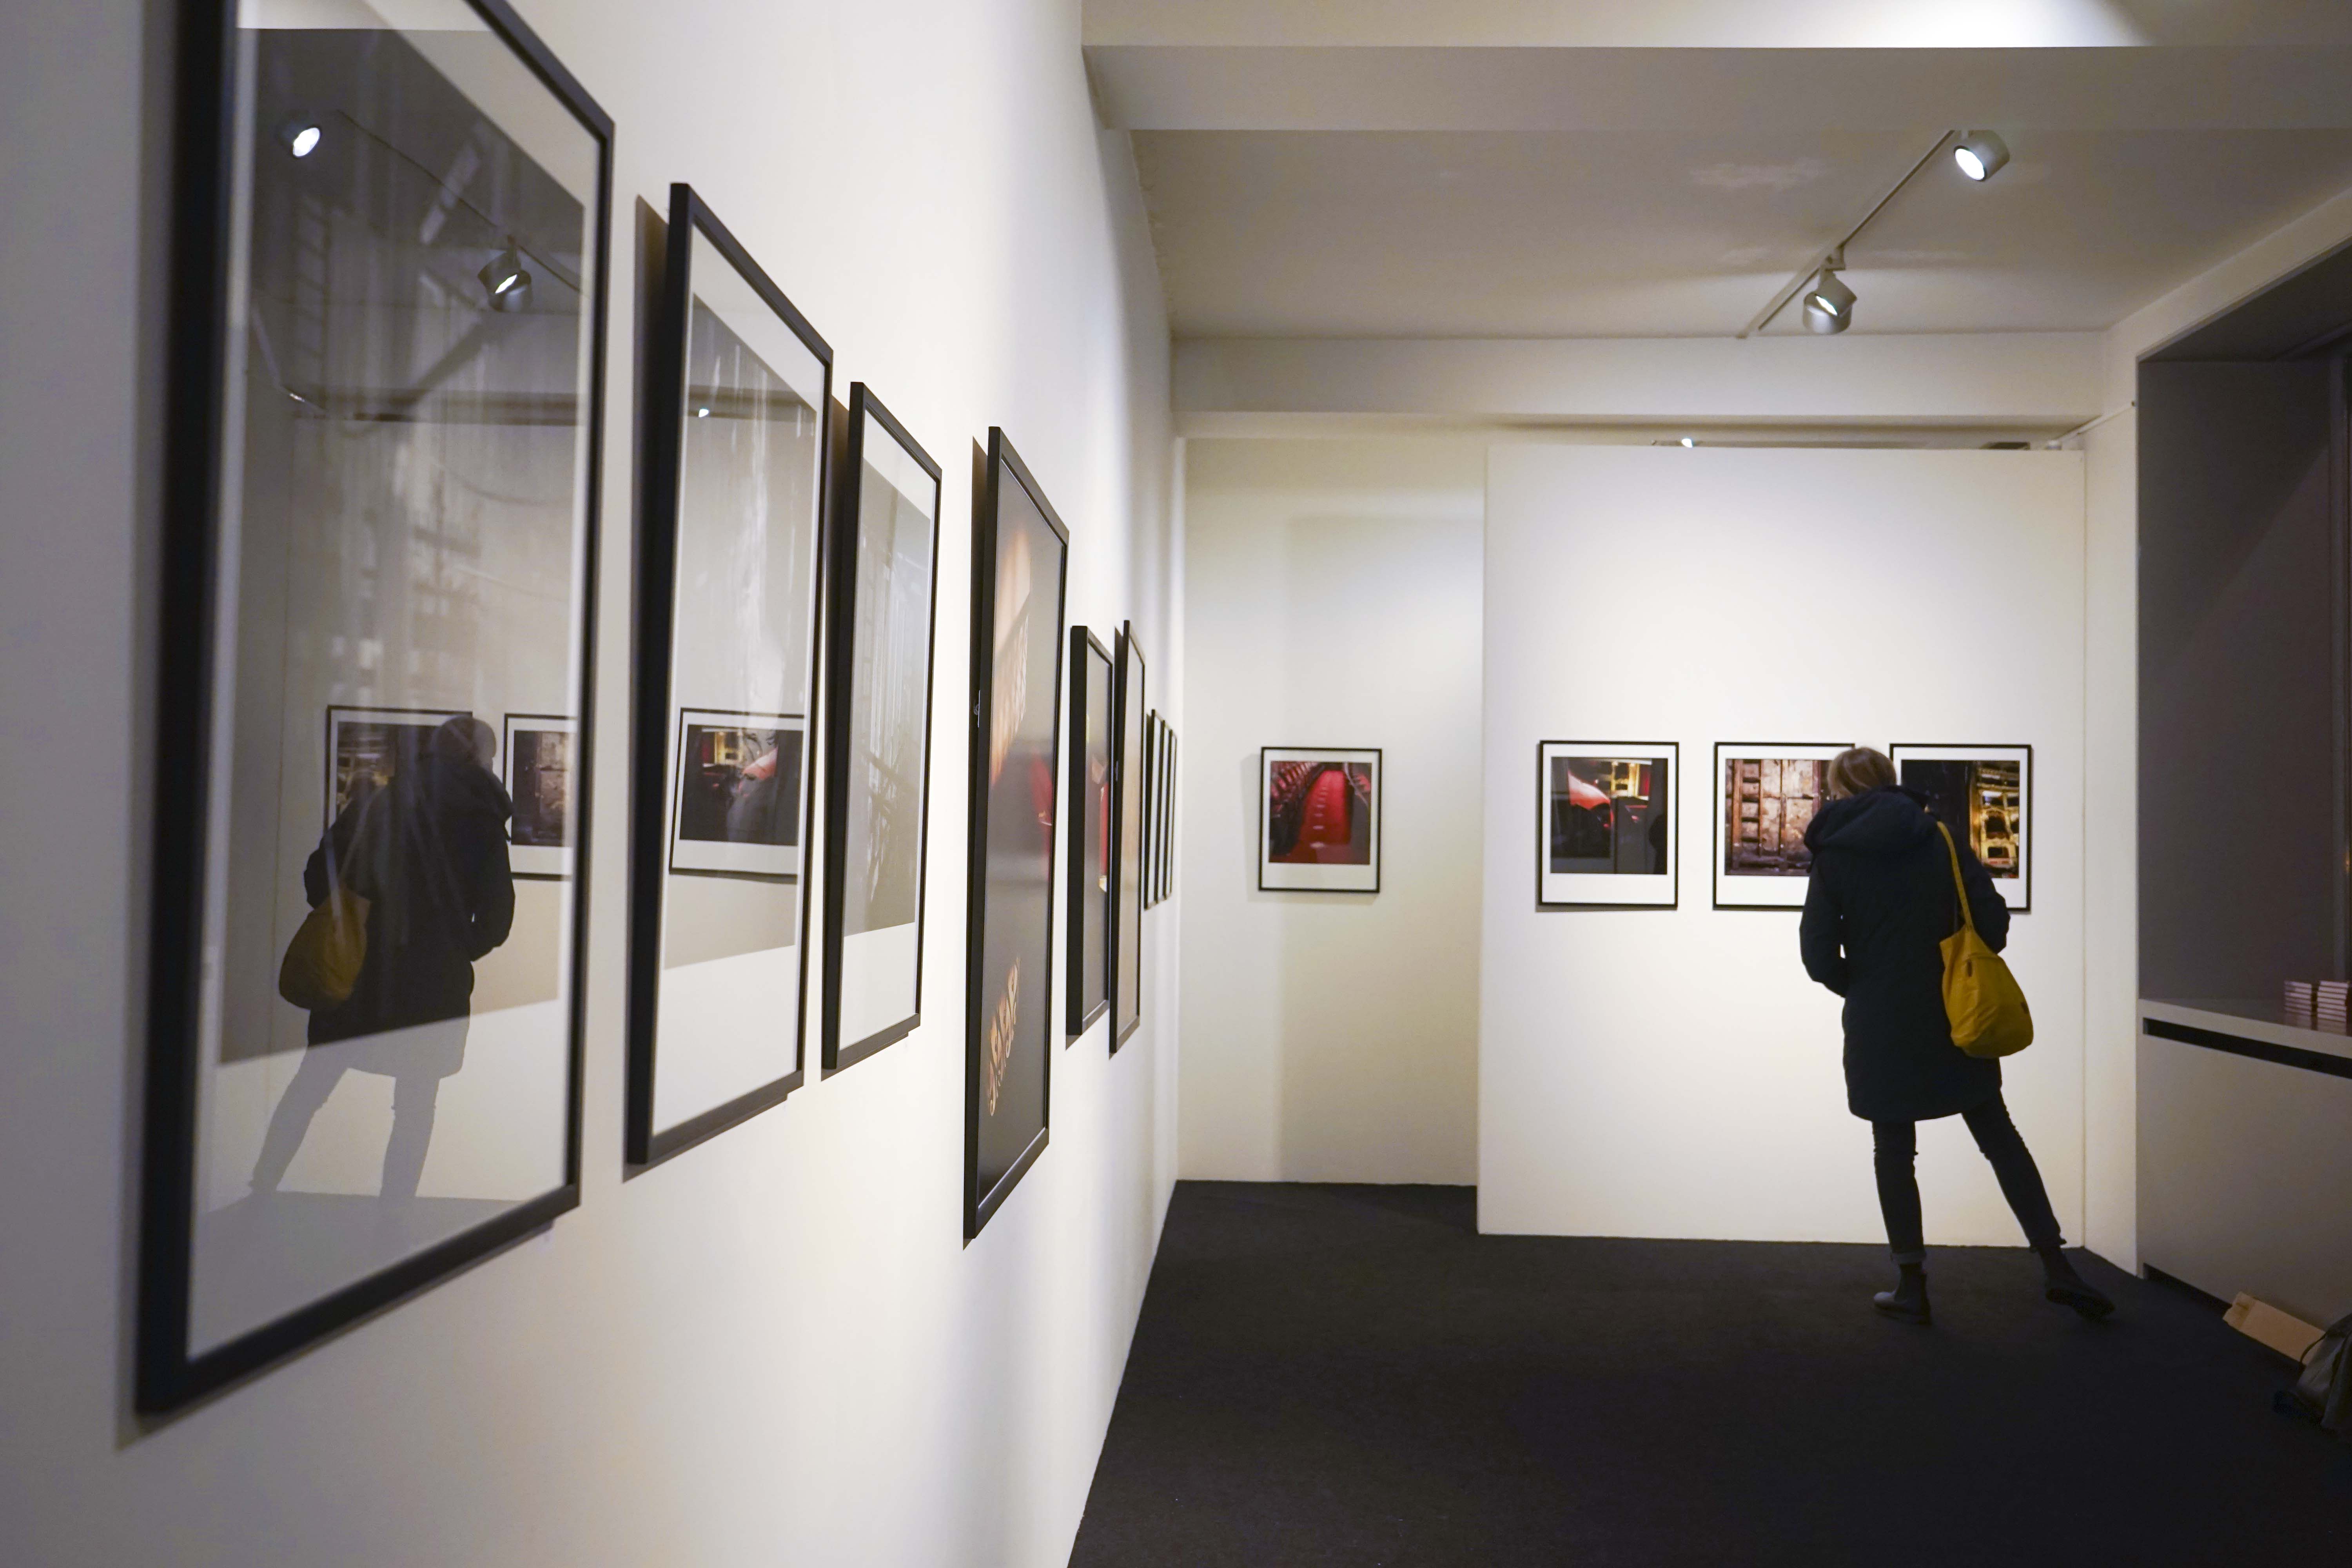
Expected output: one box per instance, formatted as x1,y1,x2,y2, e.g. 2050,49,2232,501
1537,741,2033,911
135,0,1165,1412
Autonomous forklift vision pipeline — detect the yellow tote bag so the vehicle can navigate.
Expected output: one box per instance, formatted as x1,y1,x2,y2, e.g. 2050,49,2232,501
278,795,379,1011
1936,822,2033,1059
278,885,370,1012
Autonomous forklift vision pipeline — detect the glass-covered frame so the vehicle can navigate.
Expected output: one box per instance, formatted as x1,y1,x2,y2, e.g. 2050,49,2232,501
964,429,1071,1240
819,384,944,1074
138,0,613,1413
1111,626,1147,1049
626,183,832,1168
1066,628,1114,1041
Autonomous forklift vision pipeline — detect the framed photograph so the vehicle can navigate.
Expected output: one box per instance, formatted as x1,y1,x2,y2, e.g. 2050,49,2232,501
325,705,468,830
137,0,612,1413
1160,724,1178,903
1260,746,1381,893
965,430,1070,1240
1537,742,1677,908
1111,626,1147,1049
502,713,577,880
626,185,829,1169
668,709,806,878
1139,713,1160,908
819,384,942,1073
1714,742,1849,909
1066,630,1113,1040
1891,744,2032,911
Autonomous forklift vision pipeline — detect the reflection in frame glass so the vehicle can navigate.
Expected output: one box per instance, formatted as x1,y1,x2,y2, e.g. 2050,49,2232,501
1536,741,1678,909
1066,630,1114,1041
137,0,612,1413
501,712,578,881
626,184,831,1168
820,385,943,1074
965,429,1071,1240
1111,628,1147,1048
1889,742,2032,912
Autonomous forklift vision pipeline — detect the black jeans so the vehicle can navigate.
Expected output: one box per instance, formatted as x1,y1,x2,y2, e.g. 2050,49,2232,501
1871,1092,2063,1265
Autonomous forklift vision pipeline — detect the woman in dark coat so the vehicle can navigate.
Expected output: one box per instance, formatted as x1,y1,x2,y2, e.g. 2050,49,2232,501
252,715,515,1201
1800,746,2110,1324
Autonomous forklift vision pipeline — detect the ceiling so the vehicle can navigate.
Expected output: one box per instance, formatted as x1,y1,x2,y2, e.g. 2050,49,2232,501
1089,4,2352,340
1132,128,2352,338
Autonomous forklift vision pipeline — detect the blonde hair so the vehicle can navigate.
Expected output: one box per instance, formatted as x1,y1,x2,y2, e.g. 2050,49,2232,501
1826,746,1896,800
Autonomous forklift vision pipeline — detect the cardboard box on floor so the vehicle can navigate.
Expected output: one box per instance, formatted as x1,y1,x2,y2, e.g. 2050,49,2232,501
2225,1294,2324,1361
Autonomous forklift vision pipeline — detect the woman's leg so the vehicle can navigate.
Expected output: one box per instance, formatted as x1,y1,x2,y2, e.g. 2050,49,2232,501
1959,1093,2062,1250
250,1049,347,1192
1963,1093,2112,1318
381,1071,442,1200
1871,1119,1926,1265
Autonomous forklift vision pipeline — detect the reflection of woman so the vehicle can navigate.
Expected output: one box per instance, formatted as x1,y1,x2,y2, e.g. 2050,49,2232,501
253,717,516,1200
1798,747,2110,1325
726,741,789,844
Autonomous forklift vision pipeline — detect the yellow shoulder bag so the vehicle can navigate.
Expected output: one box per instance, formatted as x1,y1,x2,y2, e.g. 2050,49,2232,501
278,799,376,1011
1937,821,2033,1059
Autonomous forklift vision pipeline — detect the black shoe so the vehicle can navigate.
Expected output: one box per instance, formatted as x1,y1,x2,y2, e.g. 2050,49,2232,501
1873,1267,1931,1325
2038,1249,2114,1320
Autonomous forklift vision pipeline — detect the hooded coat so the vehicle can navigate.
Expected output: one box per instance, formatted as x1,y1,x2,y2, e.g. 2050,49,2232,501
303,748,516,1068
1799,784,2008,1122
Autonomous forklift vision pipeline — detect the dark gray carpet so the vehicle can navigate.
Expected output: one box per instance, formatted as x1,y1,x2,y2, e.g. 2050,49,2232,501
1070,1181,2352,1567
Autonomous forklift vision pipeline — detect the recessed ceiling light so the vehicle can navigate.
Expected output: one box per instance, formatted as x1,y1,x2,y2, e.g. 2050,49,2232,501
1953,131,2010,183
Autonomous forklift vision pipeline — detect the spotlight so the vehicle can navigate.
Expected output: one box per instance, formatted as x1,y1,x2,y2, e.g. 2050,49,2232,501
278,118,323,158
1679,436,1695,448
1953,131,2009,183
478,245,532,311
695,406,711,418
1802,265,1855,335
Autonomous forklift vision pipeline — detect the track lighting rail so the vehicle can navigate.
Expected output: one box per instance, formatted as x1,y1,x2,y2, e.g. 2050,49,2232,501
1738,130,1958,340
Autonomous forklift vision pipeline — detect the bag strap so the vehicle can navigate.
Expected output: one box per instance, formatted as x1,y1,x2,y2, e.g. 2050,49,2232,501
1937,821,1976,938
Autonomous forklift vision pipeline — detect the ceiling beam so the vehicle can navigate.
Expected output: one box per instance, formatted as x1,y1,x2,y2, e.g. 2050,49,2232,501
1087,45,2352,132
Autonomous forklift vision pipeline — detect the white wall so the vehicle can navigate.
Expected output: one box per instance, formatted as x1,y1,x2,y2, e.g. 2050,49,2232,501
1177,438,1483,1184
0,2,1176,1566
2072,173,2352,1269
1480,446,2087,1247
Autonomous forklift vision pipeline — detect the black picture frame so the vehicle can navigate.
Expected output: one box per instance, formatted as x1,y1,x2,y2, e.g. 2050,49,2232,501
1138,713,1159,908
1259,746,1383,894
1711,741,1851,911
819,384,943,1074
1066,629,1114,1040
1159,723,1178,904
625,183,832,1170
1889,742,2034,913
964,430,1070,1240
1111,626,1147,1049
1534,740,1679,910
137,0,613,1414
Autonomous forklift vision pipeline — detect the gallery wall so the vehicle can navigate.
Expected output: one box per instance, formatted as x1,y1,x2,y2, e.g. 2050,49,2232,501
0,2,1178,1567
1480,445,2088,1247
1177,438,1485,1185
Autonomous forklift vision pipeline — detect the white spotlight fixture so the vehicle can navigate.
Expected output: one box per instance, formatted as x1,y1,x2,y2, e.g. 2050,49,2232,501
279,118,323,158
1802,261,1855,335
478,245,532,311
1953,131,2010,183
1679,436,1696,448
